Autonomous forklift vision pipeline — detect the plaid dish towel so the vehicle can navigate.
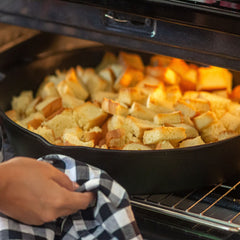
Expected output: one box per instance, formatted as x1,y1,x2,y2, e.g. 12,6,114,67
0,154,143,240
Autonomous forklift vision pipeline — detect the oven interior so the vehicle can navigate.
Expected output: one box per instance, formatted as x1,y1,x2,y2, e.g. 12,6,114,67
0,26,240,240
1,0,240,239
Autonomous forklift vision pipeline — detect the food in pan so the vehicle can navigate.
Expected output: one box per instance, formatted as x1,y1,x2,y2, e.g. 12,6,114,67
6,51,240,150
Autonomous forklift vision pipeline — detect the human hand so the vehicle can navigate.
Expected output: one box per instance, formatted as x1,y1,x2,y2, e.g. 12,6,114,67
0,157,95,225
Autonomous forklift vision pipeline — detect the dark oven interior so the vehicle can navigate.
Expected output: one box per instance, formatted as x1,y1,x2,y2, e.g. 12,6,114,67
1,1,240,239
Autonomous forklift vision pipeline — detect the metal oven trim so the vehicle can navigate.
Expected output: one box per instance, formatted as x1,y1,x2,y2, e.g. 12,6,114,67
131,181,240,232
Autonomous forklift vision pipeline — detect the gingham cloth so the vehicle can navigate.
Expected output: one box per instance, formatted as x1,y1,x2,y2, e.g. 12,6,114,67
0,154,143,240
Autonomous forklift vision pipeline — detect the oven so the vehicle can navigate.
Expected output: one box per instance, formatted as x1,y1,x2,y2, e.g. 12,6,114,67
0,0,240,239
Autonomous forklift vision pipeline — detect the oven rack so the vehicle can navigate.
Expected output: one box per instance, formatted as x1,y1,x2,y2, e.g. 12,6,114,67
131,181,240,233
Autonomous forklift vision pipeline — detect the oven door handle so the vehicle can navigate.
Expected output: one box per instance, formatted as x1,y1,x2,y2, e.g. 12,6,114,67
104,13,129,23
103,10,157,38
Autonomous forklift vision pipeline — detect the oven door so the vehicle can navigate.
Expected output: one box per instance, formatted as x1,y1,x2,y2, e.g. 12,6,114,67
0,0,240,71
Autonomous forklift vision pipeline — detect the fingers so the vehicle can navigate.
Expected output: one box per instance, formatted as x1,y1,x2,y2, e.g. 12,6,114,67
51,167,77,191
49,191,95,221
61,191,95,211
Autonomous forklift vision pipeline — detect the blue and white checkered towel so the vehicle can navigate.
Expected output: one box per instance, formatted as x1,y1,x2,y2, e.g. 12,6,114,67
0,154,143,240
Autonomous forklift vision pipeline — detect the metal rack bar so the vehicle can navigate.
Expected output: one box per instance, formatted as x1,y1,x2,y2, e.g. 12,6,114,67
230,212,240,223
131,200,240,232
131,181,240,232
200,181,240,215
186,183,222,212
172,191,195,208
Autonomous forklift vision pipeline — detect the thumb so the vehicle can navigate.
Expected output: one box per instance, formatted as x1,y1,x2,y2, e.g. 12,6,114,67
63,191,96,210
51,167,78,191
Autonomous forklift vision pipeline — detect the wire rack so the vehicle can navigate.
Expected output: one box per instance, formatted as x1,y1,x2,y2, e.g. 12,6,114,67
131,181,240,233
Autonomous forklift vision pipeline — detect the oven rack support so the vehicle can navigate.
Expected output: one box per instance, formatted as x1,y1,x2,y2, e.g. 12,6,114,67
131,181,240,232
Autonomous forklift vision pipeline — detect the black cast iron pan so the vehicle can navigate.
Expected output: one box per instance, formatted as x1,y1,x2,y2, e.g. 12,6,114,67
1,46,240,194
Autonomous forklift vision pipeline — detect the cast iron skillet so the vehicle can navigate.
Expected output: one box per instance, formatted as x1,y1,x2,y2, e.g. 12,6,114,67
1,46,240,194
